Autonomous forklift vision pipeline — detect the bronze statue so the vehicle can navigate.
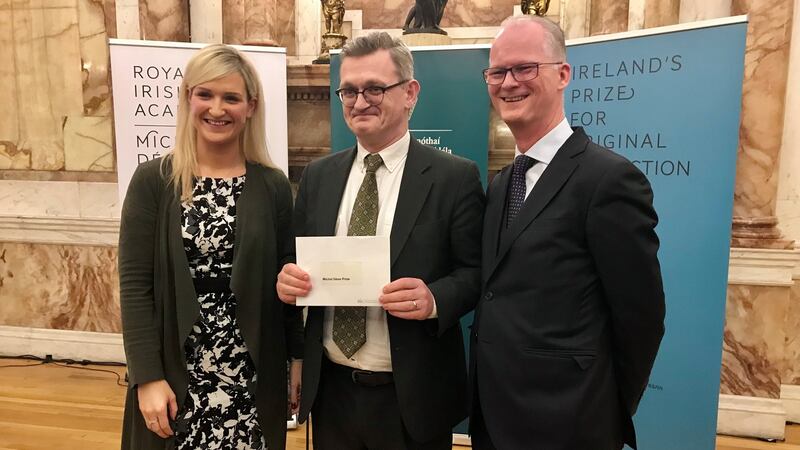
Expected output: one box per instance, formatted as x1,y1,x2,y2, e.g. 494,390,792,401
314,0,347,64
403,0,448,35
322,0,345,34
521,0,550,16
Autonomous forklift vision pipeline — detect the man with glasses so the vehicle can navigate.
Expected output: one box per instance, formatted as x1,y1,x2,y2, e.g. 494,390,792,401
276,31,484,449
470,15,665,450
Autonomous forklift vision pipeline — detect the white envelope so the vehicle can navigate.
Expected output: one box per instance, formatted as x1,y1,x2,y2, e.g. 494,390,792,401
295,236,390,306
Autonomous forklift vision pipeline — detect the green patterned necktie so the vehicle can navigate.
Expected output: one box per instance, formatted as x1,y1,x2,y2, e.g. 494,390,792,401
332,153,384,358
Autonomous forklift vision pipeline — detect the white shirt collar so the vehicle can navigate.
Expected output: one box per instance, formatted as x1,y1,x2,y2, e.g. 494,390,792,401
514,118,573,164
355,131,410,173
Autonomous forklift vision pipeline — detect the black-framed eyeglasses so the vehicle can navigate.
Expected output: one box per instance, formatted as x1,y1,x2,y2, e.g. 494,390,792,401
335,80,408,106
482,62,562,85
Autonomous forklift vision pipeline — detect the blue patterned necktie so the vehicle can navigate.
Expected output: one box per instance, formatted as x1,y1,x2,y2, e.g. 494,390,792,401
506,154,536,228
332,153,383,358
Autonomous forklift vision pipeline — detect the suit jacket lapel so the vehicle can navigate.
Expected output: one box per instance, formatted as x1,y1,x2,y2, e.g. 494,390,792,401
487,129,589,280
318,148,356,236
482,166,511,285
390,139,433,267
483,165,511,259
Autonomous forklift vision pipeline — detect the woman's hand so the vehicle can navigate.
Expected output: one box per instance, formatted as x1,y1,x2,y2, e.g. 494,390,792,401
137,379,178,438
289,360,303,415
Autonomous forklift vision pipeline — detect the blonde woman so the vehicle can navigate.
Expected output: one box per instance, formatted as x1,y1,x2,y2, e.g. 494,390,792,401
119,44,303,450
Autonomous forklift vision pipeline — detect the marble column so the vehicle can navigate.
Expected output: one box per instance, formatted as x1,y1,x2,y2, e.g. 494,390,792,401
630,0,681,33
628,0,646,30
678,0,732,23
560,0,590,39
776,0,800,244
190,0,222,43
6,2,84,171
729,0,795,249
72,0,114,172
294,0,321,64
115,0,140,39
104,0,117,38
138,0,189,42
589,0,628,36
777,0,800,425
644,0,679,27
274,0,296,54
0,2,23,169
223,0,279,46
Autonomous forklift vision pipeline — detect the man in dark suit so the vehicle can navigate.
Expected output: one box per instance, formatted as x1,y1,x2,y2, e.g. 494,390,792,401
470,16,665,450
276,31,484,449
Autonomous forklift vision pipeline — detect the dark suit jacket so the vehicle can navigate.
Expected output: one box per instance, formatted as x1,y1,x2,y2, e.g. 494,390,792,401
471,128,665,450
295,138,485,442
118,157,304,450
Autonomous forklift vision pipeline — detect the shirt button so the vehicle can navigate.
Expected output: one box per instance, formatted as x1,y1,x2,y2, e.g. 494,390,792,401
484,292,494,301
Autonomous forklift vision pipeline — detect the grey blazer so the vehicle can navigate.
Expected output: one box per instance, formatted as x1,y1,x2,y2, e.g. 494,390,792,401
118,157,303,450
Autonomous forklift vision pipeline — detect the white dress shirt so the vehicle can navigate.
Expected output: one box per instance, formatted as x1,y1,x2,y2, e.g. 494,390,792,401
515,118,574,200
322,132,410,372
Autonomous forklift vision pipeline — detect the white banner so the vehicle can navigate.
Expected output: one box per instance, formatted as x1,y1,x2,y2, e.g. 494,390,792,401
109,39,289,204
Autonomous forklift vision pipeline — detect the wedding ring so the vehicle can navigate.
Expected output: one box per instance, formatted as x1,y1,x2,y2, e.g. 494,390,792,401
412,300,418,310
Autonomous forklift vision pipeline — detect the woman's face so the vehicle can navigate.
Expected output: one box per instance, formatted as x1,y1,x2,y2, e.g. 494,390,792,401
189,72,255,151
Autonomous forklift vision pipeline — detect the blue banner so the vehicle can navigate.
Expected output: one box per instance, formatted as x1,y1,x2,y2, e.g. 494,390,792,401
566,19,747,450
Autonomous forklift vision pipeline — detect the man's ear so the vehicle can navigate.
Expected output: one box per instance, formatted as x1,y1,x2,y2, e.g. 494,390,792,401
406,79,421,110
558,63,571,90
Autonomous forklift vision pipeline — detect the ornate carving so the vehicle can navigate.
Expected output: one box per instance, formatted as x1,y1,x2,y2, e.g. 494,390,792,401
287,91,331,102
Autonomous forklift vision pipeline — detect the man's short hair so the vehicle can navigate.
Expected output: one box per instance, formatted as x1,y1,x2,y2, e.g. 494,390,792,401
500,15,567,61
341,31,415,81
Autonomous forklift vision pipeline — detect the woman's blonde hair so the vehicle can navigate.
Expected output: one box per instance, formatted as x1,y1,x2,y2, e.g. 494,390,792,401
165,44,273,202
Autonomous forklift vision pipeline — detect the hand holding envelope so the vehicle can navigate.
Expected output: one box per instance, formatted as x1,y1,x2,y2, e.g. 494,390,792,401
285,236,391,306
276,236,435,320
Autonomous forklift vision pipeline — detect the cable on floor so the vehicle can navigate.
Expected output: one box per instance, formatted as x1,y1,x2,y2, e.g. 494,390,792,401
0,354,128,387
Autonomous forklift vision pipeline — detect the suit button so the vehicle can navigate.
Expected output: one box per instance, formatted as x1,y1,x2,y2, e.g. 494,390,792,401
484,292,494,301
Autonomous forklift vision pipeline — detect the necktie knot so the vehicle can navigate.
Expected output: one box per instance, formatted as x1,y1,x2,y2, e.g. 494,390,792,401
364,153,383,174
513,154,536,175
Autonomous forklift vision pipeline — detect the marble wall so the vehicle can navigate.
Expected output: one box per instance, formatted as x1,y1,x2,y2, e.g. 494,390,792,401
785,278,800,386
0,243,120,333
722,284,789,399
0,0,115,175
590,0,628,35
